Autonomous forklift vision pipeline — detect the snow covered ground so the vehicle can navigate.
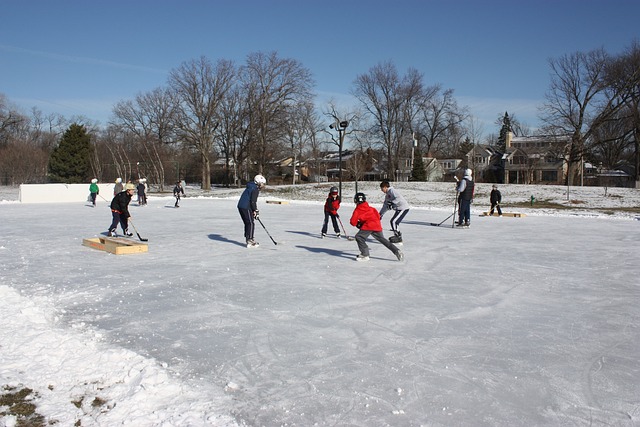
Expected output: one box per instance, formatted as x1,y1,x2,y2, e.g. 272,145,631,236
1,182,639,426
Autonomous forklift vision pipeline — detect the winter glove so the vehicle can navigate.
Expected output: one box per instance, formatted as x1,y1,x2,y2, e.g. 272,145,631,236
253,210,259,219
356,220,363,229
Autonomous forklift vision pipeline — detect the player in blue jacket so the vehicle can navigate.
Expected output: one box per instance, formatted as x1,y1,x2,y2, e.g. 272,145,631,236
238,174,266,248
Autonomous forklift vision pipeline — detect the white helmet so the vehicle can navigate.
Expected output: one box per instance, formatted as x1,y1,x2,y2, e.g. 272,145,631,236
116,177,122,183
254,174,266,185
464,168,473,177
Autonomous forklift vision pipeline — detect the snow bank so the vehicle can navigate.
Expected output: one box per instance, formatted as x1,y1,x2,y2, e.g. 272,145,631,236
0,285,237,426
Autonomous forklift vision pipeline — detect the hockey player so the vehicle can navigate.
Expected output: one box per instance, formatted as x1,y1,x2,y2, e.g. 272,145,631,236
378,180,409,243
89,178,99,207
107,183,136,237
456,169,475,227
321,186,341,238
238,174,266,248
173,181,185,208
489,184,503,216
350,192,403,262
137,178,147,206
113,177,123,196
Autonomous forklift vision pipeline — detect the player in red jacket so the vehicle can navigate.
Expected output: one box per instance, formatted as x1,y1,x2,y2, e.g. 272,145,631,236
349,192,403,262
321,186,341,238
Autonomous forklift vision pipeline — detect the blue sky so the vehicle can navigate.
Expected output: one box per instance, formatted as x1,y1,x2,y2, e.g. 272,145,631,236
1,0,638,136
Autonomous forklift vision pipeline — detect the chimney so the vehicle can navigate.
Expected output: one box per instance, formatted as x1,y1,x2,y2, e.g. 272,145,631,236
506,131,513,148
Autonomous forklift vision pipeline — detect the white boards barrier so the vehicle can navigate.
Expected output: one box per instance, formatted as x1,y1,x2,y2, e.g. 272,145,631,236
19,183,117,203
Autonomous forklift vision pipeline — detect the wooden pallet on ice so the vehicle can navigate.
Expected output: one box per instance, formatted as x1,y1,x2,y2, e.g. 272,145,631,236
82,236,148,255
481,212,527,218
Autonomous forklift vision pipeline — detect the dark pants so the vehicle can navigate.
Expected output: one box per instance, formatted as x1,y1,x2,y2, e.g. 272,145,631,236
90,193,97,206
489,202,502,216
238,208,255,240
388,209,409,234
109,211,128,233
355,230,399,257
175,195,181,207
458,197,472,224
322,212,340,234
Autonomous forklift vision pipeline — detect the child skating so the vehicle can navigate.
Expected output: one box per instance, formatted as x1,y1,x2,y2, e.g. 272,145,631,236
238,174,266,248
378,180,409,243
489,184,502,216
173,181,185,208
321,186,341,238
350,192,403,262
89,178,99,207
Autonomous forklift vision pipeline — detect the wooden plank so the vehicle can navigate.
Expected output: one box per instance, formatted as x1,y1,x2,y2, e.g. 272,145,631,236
481,212,527,218
83,237,148,255
266,200,289,205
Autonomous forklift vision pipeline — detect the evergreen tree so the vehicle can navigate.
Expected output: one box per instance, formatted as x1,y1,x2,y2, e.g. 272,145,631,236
497,111,512,151
48,123,92,183
457,137,474,165
411,149,427,181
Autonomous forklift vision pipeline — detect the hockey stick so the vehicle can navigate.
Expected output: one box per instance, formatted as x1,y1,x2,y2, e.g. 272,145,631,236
128,219,149,242
337,216,355,241
452,176,459,228
257,217,278,245
429,211,455,227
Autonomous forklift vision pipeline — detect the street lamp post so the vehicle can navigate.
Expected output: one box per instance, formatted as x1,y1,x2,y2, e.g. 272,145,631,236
329,120,349,199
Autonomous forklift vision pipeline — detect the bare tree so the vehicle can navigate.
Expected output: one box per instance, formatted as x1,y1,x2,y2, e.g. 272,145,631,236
416,87,467,156
604,40,640,184
169,56,236,190
240,51,314,178
540,48,615,185
216,85,250,186
112,87,178,189
353,61,424,178
283,100,317,184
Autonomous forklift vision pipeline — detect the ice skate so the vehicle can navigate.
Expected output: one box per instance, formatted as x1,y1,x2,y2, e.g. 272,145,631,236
246,239,260,248
356,254,370,262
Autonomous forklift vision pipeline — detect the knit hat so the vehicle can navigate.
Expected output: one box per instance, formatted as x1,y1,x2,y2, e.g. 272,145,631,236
91,178,98,183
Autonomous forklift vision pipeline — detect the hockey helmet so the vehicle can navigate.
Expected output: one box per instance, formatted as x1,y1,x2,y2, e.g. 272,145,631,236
254,174,266,186
354,192,367,204
329,186,338,194
464,168,473,177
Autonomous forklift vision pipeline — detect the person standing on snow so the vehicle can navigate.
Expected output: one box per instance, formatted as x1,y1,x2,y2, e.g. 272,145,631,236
137,178,147,206
238,174,266,248
321,186,341,238
350,192,403,262
378,180,410,244
113,177,123,196
489,184,503,216
173,181,185,208
456,168,475,227
108,183,136,237
89,178,99,207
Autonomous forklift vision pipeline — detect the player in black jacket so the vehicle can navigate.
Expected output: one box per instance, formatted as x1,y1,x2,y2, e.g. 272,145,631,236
108,183,136,237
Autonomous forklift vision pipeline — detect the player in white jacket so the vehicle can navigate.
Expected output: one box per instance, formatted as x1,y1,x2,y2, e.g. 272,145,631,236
378,180,410,244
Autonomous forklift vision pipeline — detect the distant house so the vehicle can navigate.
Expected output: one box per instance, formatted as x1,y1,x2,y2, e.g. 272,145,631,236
503,132,570,184
423,157,445,181
437,158,463,181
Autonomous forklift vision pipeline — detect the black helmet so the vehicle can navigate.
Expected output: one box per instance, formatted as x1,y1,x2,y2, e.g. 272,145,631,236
354,192,366,204
329,186,338,194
